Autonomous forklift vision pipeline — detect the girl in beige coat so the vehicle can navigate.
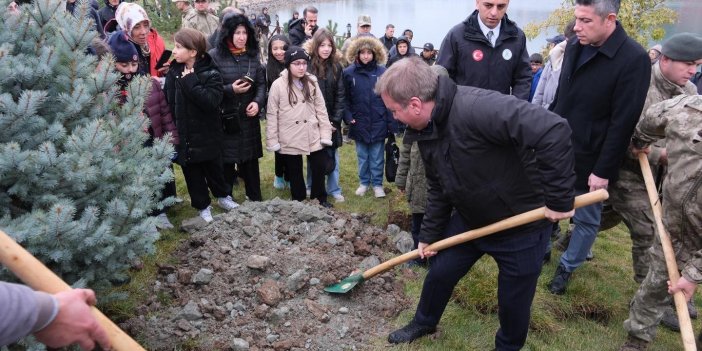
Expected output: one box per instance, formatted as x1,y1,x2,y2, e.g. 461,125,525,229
266,46,334,207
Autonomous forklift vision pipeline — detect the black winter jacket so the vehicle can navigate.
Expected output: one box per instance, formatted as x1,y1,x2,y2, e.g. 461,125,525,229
343,61,397,144
550,23,651,191
210,14,266,164
309,62,346,148
288,18,317,46
435,10,531,100
410,76,575,244
164,54,224,165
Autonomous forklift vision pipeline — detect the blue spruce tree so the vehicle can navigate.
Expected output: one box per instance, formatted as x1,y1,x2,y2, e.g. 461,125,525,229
0,0,173,290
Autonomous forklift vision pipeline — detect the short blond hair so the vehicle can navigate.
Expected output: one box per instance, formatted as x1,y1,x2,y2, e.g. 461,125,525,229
374,56,438,106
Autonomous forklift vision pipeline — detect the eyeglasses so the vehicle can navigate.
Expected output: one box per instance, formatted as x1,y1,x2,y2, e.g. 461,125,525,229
290,61,308,67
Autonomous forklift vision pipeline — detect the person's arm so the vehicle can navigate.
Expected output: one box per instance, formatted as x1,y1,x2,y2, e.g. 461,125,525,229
0,283,110,350
341,70,354,124
473,96,576,214
510,34,532,101
435,30,456,80
265,81,281,151
177,68,224,111
532,63,550,107
591,52,652,182
631,97,675,150
395,141,411,190
330,66,346,125
417,143,454,246
311,80,333,146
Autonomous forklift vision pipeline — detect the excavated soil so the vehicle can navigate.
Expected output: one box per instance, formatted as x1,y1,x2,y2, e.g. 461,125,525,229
121,198,415,351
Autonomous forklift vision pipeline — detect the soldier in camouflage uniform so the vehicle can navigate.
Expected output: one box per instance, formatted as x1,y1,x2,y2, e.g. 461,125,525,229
173,0,196,28
395,139,427,265
183,0,219,38
610,33,701,284
620,92,702,350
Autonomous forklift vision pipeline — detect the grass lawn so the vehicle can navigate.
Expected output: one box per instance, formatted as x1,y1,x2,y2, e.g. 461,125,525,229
105,121,689,350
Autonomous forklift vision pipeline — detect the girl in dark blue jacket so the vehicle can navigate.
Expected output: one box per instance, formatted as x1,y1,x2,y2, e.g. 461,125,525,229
343,36,397,198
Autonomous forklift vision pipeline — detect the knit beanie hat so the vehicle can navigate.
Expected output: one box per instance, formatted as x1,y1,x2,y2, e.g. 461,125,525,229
661,33,702,61
284,46,309,67
107,30,139,62
115,2,150,37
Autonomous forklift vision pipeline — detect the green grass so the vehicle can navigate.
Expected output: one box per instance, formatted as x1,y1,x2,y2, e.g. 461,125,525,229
105,122,688,350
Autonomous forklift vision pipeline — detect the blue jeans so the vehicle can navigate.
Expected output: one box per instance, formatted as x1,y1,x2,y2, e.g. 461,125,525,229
559,190,603,272
355,141,384,187
306,149,342,196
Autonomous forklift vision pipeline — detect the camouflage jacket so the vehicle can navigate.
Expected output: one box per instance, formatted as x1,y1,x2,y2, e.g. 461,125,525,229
634,95,702,283
183,10,219,38
395,141,427,214
611,62,697,206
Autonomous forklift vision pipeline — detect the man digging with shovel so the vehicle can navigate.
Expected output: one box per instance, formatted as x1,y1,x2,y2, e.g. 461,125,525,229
375,56,577,349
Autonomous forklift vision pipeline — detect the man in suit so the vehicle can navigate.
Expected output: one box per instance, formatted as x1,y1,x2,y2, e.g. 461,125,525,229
547,0,651,295
435,0,532,100
376,56,576,349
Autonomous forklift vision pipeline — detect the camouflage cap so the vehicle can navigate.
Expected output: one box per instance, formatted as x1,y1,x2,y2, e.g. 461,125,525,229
357,14,371,26
662,33,702,61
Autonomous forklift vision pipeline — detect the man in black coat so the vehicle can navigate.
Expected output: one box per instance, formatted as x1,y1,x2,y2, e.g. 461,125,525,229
287,6,318,46
375,56,576,349
435,0,532,100
547,0,651,295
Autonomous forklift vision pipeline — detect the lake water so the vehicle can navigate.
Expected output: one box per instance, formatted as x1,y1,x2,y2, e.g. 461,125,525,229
271,0,701,55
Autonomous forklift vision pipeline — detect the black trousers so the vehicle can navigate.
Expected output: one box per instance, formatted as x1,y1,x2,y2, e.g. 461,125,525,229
224,159,262,201
413,212,549,351
274,151,286,179
181,159,229,210
279,149,327,203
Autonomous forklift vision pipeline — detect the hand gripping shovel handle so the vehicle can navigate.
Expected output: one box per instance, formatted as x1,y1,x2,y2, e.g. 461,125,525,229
362,189,609,280
638,153,696,351
0,229,146,351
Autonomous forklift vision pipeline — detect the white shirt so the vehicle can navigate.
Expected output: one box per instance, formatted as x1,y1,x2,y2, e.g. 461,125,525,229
477,15,501,48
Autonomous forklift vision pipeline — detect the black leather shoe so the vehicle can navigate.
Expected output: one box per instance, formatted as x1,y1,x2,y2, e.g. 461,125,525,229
319,201,333,209
388,321,436,344
548,264,572,295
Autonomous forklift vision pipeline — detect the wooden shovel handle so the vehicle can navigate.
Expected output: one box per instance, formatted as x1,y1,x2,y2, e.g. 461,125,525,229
639,153,696,351
363,189,609,280
0,229,146,351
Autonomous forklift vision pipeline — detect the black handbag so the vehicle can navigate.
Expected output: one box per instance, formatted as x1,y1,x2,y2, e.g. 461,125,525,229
385,135,399,182
221,110,241,134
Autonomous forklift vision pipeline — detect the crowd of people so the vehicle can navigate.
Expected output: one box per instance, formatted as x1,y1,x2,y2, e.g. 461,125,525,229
3,0,702,350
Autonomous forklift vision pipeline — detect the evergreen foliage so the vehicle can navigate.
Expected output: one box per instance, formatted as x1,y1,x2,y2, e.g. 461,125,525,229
0,0,173,291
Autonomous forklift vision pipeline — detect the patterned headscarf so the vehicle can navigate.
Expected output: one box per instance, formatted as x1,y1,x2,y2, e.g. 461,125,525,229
115,2,150,37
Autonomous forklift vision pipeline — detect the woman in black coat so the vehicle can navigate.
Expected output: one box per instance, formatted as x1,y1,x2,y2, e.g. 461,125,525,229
165,28,239,222
209,13,266,201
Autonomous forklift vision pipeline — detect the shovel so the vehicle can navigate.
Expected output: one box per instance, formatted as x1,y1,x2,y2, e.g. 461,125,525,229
325,189,609,294
638,153,696,351
0,228,146,351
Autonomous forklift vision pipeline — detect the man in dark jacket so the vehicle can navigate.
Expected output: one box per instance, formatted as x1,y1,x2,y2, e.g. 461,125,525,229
436,0,532,100
288,6,318,46
376,56,576,348
547,0,651,295
379,24,397,52
97,0,120,35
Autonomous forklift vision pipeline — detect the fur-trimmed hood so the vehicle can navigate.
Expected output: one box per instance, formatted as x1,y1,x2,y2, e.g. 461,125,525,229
345,36,387,65
215,13,259,58
302,39,344,64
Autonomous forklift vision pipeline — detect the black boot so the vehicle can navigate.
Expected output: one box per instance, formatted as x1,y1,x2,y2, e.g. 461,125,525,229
548,264,572,295
388,320,436,344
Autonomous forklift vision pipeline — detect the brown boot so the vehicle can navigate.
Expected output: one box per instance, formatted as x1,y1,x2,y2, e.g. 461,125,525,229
619,335,649,351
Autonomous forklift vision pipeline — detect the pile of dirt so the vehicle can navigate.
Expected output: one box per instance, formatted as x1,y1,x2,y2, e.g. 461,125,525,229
121,198,414,351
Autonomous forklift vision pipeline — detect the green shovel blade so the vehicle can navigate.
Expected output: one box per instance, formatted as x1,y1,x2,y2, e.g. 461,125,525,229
323,273,365,294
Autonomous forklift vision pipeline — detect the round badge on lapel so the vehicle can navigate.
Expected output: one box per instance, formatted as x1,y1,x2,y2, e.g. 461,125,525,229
502,49,512,61
472,49,484,62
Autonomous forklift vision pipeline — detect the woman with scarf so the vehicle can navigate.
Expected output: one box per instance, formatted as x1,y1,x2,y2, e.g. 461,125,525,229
113,2,168,77
209,13,266,202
